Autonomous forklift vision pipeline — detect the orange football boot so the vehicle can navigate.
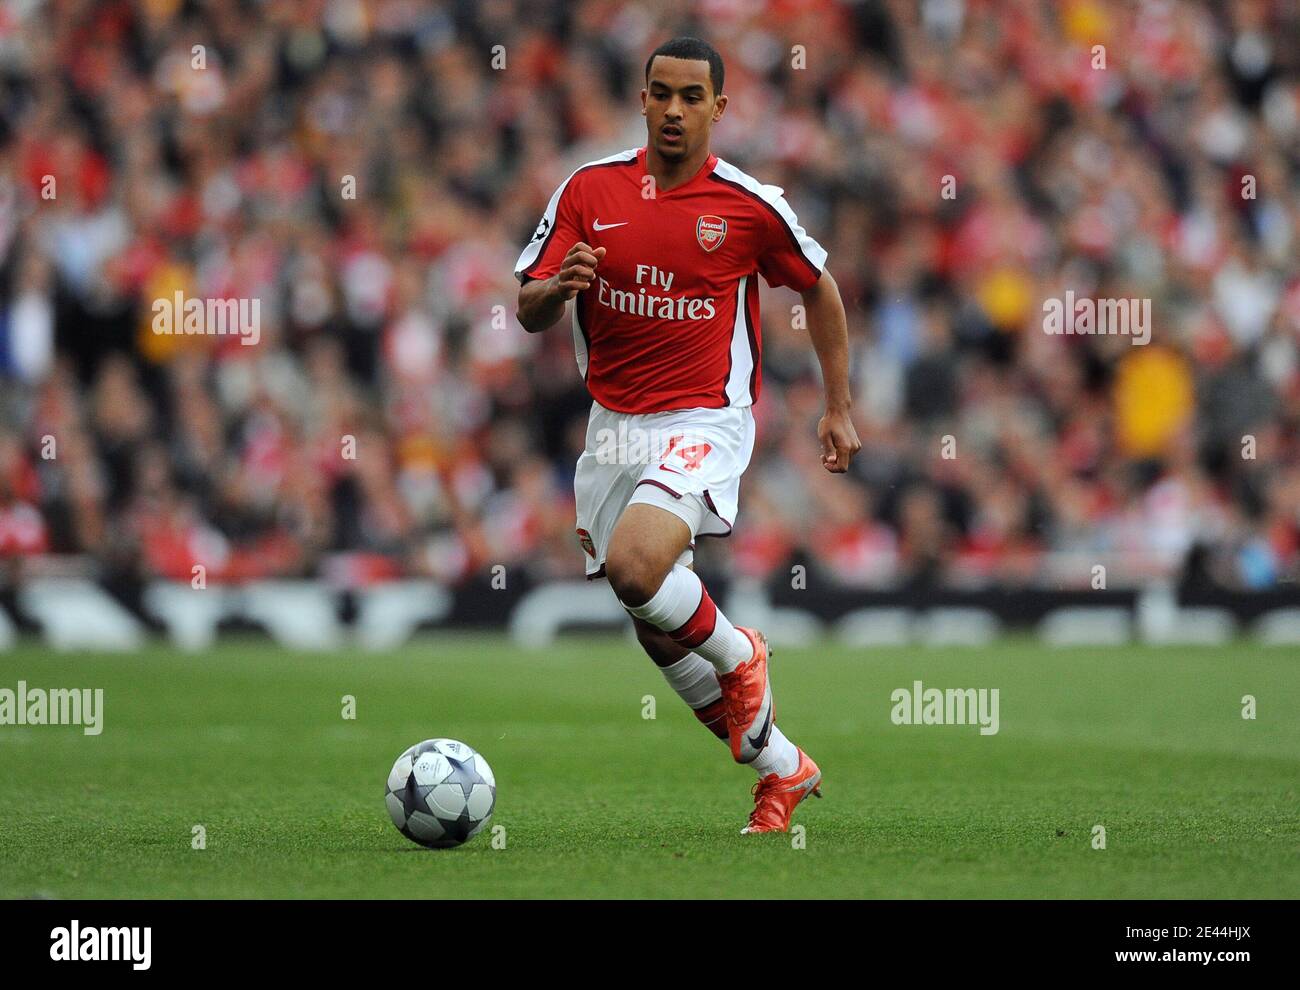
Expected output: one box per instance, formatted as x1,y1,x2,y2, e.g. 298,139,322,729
717,627,774,763
741,747,823,834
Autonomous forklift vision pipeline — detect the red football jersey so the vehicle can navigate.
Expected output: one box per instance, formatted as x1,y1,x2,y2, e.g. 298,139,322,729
515,147,826,414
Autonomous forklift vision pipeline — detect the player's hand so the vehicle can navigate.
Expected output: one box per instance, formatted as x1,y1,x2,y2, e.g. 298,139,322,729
555,242,607,300
818,406,861,474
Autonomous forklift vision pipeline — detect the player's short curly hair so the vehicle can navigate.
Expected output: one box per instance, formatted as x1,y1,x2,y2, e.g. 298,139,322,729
645,37,724,97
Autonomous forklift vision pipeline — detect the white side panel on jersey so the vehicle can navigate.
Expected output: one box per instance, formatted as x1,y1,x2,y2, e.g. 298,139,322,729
571,306,589,380
514,148,640,281
725,274,754,406
711,158,828,272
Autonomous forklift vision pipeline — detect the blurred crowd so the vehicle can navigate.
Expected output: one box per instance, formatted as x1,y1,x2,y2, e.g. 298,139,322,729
0,0,1297,592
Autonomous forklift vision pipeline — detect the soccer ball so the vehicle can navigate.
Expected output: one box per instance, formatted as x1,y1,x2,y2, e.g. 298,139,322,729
385,738,496,849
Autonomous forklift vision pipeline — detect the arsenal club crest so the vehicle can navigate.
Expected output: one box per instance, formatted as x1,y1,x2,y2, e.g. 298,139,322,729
696,215,727,252
576,528,596,559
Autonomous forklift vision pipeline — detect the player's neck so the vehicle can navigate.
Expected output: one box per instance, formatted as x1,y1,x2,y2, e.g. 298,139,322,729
645,144,712,192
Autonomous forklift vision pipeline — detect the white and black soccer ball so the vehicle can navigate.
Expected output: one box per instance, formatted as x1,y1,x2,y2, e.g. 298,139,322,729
385,738,496,849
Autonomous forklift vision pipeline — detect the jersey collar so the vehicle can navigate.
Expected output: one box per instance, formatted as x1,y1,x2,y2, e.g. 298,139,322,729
638,146,718,196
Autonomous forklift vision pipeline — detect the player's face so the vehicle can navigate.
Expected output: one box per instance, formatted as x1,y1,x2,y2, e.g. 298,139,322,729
641,57,727,162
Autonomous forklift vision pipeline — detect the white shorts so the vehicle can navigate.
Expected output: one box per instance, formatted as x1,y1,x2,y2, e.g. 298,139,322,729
574,401,756,579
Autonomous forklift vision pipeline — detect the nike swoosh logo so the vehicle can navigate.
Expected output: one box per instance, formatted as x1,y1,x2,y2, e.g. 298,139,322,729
593,219,628,231
746,702,773,750
783,774,820,795
659,464,685,476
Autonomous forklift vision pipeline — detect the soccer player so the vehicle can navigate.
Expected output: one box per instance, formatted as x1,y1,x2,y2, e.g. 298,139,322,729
515,37,860,833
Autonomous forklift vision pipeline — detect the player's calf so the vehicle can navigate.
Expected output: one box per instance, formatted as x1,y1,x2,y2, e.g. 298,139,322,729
624,567,771,763
609,504,762,756
629,580,797,766
691,698,729,740
616,561,754,675
633,617,688,667
633,618,728,741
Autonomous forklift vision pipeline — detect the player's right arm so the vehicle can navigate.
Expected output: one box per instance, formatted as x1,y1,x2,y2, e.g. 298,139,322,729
515,169,606,333
516,243,606,333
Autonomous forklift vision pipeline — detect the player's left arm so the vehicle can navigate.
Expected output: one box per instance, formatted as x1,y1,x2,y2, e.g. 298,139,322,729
800,269,861,474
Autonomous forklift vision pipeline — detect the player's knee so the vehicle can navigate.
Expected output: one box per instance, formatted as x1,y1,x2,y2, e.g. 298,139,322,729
605,549,666,608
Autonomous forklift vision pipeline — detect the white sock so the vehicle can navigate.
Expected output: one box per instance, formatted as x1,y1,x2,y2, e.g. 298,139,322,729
750,725,799,778
657,653,722,708
621,565,753,674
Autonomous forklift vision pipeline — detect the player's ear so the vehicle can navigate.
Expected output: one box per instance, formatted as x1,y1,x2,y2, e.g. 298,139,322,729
712,93,728,123
640,88,647,116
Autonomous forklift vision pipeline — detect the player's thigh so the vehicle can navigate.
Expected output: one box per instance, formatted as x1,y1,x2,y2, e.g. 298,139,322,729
604,502,693,604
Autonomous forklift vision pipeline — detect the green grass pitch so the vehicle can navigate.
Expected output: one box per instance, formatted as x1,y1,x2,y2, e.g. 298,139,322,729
0,635,1296,899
